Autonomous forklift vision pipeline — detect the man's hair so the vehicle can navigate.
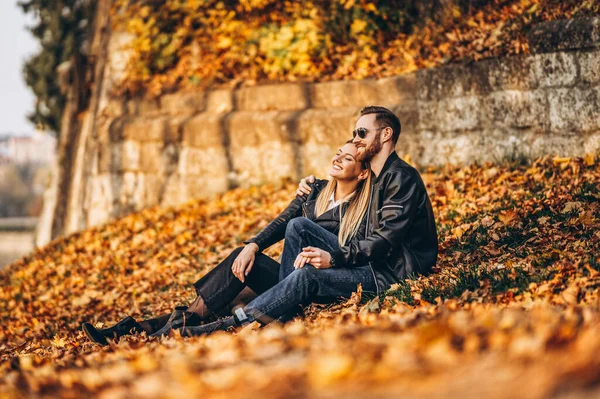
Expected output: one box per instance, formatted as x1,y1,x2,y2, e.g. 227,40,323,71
360,106,402,144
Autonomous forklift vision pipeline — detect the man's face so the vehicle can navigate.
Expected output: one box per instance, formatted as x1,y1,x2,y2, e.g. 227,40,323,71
352,114,383,162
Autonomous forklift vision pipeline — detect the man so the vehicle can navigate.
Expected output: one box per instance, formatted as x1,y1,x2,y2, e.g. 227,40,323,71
173,105,438,335
294,105,438,294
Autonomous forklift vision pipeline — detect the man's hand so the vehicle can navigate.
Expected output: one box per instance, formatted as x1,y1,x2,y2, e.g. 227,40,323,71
232,243,259,283
295,246,332,269
296,175,316,197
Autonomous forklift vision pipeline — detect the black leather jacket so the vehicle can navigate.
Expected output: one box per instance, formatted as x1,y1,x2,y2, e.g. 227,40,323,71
330,152,438,295
245,179,359,251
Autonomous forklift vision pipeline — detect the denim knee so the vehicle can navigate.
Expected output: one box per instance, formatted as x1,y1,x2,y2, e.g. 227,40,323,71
285,217,313,237
289,265,320,293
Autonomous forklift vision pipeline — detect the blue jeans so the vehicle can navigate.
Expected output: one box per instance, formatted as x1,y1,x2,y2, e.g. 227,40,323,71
243,217,377,324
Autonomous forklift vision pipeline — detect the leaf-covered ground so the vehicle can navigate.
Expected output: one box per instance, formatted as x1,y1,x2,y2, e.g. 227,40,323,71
1,155,600,398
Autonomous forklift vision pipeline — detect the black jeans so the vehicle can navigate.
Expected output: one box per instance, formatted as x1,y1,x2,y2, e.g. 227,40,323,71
192,247,281,315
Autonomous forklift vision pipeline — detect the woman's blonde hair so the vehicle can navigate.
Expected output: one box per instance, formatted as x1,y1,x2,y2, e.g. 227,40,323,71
315,143,372,246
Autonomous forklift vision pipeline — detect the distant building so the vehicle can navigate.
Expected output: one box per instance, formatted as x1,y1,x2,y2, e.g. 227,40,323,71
0,131,56,165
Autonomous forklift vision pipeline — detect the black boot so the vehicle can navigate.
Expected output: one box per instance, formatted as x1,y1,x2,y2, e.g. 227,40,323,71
150,306,202,338
82,316,144,346
178,316,240,337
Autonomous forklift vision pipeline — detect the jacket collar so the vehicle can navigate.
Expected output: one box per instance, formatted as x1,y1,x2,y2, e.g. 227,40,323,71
374,151,400,183
304,198,348,221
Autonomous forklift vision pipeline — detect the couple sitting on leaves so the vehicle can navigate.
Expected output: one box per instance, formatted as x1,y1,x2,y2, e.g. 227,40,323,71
82,106,439,345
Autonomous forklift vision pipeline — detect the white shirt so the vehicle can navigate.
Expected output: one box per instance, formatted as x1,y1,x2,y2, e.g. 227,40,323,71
326,191,356,211
326,192,343,211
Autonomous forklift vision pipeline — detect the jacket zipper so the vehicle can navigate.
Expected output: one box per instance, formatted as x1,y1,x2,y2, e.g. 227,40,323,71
376,205,404,215
365,189,379,296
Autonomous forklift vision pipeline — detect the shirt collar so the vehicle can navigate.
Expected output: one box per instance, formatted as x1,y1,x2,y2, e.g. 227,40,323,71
328,190,356,208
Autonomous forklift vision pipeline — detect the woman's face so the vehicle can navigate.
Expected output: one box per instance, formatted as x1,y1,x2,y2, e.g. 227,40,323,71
328,142,365,181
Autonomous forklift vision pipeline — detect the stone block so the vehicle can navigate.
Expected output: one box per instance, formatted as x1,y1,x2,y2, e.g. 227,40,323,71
393,129,422,166
110,172,162,212
438,96,481,132
121,117,167,142
528,134,585,158
528,17,600,54
235,84,308,111
206,89,234,113
161,90,205,115
99,98,126,120
137,97,161,115
483,90,548,129
161,172,228,206
298,142,340,177
548,87,600,133
296,108,359,144
485,55,538,91
85,174,114,228
296,108,360,175
108,117,126,142
106,32,135,86
417,63,491,102
414,130,484,166
139,142,164,173
584,133,600,155
126,100,137,115
111,140,141,172
311,75,416,108
578,87,600,132
227,111,299,186
578,49,600,85
178,146,230,179
480,128,533,163
165,115,188,143
388,103,419,136
161,174,188,207
185,174,229,200
126,97,161,116
534,52,578,88
89,148,100,176
228,111,296,146
182,113,227,149
117,172,145,210
97,145,111,174
416,101,438,131
141,174,162,208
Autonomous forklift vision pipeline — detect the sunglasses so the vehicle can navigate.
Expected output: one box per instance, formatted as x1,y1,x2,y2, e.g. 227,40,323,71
352,126,388,139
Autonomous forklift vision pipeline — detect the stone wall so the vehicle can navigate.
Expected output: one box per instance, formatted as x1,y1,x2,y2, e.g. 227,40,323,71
36,16,600,244
411,16,600,165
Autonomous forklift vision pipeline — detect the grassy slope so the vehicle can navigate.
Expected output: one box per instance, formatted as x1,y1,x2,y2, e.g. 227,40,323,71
1,156,599,398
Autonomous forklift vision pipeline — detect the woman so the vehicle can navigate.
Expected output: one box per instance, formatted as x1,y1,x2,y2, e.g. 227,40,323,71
82,141,373,345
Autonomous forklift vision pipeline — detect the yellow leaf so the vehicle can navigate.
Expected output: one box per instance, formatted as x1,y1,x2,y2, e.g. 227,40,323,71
584,153,595,166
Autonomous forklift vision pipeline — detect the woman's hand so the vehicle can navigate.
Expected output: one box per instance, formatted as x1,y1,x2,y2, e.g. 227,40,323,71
293,253,310,269
296,246,332,269
232,243,259,283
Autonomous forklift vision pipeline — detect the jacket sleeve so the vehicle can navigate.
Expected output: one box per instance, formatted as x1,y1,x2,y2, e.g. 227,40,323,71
244,181,321,251
330,168,421,267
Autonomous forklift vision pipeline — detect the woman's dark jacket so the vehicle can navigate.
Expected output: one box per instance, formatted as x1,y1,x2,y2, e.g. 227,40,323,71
245,179,364,251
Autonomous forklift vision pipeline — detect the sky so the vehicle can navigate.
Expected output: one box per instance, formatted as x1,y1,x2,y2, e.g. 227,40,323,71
0,1,39,135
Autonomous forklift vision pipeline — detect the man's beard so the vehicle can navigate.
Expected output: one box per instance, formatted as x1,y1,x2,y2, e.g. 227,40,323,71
358,132,382,162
